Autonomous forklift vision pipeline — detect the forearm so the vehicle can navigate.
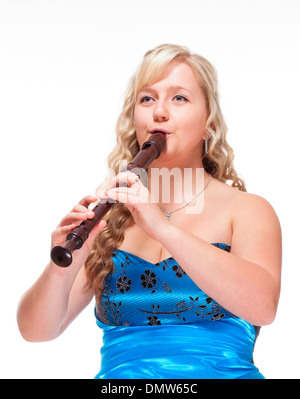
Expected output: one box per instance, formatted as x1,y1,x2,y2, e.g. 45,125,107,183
17,195,106,342
17,262,79,342
155,223,279,326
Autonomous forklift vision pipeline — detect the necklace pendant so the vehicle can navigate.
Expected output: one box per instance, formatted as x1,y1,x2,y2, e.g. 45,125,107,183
158,174,212,222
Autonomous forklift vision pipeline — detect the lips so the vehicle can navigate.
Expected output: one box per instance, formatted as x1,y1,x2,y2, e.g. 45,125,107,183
150,129,172,136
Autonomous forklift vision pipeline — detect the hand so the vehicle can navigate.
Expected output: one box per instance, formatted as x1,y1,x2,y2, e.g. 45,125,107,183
51,195,107,267
98,172,168,240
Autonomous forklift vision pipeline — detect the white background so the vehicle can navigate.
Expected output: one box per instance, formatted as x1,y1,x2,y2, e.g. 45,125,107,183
1,0,299,379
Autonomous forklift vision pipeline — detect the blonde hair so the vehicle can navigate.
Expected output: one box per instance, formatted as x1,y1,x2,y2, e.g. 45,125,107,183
85,44,246,303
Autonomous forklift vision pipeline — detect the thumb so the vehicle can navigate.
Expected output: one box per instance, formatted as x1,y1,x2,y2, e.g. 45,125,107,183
85,219,107,247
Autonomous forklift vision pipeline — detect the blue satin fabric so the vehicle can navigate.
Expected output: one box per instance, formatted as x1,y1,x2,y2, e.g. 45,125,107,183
95,244,264,379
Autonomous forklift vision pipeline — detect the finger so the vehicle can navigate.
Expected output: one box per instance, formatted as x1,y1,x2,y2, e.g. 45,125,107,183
102,178,141,199
51,223,77,246
59,210,94,227
84,219,107,251
78,195,98,208
107,186,139,194
58,224,77,233
88,219,107,239
106,172,139,190
99,187,131,201
101,187,141,205
72,204,95,215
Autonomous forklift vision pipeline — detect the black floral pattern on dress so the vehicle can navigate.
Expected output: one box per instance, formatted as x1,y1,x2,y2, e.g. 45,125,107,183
172,264,186,278
147,316,162,325
139,295,234,323
97,244,236,327
116,275,132,293
140,270,157,289
98,254,133,326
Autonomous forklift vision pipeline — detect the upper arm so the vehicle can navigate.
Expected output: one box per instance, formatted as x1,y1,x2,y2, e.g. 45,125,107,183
59,265,94,335
231,193,282,294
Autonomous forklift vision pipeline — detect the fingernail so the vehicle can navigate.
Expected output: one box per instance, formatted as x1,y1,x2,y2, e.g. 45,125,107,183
129,176,138,183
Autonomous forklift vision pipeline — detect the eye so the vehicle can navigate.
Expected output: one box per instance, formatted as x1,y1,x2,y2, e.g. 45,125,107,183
140,96,154,103
173,95,188,102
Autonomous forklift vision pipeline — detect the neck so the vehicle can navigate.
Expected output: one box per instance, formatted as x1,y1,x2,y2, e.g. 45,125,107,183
148,163,210,210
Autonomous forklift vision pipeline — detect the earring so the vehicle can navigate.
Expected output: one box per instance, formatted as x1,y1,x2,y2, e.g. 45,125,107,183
204,133,211,154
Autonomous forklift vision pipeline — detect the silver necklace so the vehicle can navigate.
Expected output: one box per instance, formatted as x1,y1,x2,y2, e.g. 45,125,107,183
158,174,212,221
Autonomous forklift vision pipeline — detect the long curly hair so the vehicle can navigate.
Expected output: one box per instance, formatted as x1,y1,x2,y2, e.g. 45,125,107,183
85,44,246,304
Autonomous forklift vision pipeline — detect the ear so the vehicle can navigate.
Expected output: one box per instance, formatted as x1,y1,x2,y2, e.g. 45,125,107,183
202,131,211,141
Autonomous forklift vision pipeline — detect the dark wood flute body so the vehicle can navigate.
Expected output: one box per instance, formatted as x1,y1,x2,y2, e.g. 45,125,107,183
50,133,166,267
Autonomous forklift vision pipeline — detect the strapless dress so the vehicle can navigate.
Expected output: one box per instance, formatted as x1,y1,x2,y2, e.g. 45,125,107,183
94,243,264,379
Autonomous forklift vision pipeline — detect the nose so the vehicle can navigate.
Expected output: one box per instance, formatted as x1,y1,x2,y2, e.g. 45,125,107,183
153,100,169,122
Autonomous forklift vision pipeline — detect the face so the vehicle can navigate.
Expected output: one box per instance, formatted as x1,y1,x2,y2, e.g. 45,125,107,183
134,62,208,166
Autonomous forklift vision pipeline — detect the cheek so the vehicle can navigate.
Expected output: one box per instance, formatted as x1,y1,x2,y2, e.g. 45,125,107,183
133,107,146,145
179,109,207,134
133,106,146,128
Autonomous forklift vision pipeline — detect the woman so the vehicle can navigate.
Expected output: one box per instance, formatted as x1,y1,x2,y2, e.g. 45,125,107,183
17,44,282,379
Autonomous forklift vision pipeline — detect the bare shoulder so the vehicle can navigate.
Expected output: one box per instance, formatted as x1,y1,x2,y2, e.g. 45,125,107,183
211,178,281,251
212,178,279,222
231,189,280,227
224,184,282,273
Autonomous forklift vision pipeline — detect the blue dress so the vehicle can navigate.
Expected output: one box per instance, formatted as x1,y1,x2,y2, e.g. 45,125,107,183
94,243,264,379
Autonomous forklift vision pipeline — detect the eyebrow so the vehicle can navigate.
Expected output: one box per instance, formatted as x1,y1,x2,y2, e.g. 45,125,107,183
139,85,192,95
